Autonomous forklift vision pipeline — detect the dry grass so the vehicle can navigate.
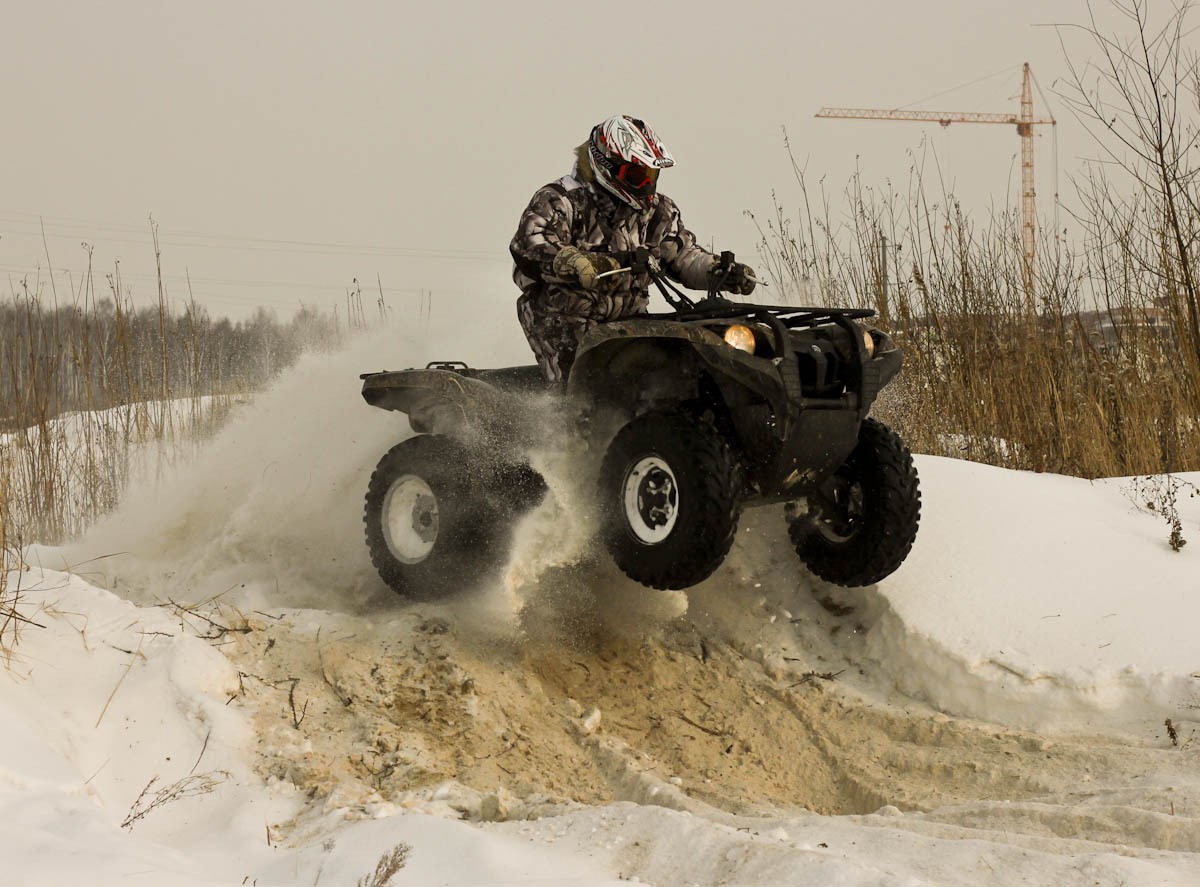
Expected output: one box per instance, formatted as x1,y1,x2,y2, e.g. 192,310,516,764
0,479,45,665
1124,474,1198,551
120,771,229,830
355,843,412,887
754,3,1200,479
1,470,17,658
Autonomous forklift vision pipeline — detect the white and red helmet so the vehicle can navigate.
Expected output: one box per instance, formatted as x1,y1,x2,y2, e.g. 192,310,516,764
587,115,676,208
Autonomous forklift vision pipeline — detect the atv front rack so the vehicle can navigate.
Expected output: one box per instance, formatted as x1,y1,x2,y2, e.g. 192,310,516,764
626,245,876,332
649,302,876,328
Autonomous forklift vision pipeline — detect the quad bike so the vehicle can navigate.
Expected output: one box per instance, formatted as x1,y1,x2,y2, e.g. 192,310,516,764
359,249,920,599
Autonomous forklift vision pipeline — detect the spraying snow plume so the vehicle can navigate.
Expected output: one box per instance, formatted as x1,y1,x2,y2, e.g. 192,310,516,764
50,329,414,611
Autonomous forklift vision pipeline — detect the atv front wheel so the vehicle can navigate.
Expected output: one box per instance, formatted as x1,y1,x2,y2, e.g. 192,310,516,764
364,435,540,600
600,411,742,590
789,418,920,587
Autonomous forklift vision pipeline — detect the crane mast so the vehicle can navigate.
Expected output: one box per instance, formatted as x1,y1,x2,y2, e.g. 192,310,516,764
817,63,1055,305
1018,63,1036,301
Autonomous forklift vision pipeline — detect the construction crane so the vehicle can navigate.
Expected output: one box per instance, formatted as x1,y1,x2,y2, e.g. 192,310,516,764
817,63,1055,304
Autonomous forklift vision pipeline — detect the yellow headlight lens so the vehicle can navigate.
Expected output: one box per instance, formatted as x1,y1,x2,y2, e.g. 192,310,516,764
861,327,876,358
723,324,756,354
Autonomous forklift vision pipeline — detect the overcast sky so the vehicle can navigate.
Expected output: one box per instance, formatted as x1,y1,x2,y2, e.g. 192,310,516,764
3,1,1121,326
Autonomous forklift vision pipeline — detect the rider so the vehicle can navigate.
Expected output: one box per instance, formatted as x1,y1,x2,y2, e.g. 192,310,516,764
510,115,758,382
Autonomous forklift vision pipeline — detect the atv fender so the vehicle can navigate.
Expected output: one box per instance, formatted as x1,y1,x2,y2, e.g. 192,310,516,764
568,320,790,428
361,369,525,439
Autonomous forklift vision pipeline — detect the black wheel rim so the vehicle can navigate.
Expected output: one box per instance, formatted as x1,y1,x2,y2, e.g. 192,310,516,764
810,472,865,543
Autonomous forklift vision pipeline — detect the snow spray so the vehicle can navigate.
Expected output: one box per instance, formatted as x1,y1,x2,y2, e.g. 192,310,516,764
52,296,535,613
53,328,411,611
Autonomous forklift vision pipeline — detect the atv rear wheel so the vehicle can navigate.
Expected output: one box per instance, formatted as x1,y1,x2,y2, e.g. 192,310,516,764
600,411,742,590
364,435,542,600
789,418,920,587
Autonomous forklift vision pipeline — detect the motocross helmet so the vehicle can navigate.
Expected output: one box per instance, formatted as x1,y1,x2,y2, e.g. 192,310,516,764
587,115,675,208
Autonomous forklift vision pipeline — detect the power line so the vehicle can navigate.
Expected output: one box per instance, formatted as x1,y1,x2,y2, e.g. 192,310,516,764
1,226,507,261
0,211,509,316
0,263,474,298
0,212,507,261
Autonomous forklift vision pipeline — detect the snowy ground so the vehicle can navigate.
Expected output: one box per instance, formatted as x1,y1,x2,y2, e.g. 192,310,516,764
3,332,1199,885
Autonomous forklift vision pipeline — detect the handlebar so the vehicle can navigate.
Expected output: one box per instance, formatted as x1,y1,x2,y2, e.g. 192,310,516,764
597,247,764,313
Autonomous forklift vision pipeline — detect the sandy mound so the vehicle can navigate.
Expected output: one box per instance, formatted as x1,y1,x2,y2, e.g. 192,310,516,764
214,515,1198,854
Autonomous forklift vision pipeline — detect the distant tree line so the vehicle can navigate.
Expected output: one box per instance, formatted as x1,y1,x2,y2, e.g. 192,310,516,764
0,295,342,430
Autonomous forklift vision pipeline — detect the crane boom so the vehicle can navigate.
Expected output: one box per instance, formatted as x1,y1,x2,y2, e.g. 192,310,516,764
817,63,1055,306
816,108,1056,127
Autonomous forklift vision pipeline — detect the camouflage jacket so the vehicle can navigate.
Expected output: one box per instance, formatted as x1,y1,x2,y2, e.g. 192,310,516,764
510,149,717,322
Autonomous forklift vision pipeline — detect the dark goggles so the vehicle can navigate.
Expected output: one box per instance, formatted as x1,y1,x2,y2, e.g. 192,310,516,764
616,162,660,192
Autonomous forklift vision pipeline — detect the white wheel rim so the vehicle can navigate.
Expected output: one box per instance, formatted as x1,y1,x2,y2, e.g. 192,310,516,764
383,474,439,564
622,456,679,544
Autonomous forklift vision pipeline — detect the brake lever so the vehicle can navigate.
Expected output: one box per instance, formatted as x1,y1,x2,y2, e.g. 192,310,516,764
594,252,765,285
595,267,632,280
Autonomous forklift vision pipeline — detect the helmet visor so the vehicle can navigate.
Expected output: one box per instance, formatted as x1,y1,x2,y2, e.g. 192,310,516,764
616,162,660,195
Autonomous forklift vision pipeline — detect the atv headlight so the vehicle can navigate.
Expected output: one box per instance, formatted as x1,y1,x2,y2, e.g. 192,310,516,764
860,325,876,358
723,324,756,354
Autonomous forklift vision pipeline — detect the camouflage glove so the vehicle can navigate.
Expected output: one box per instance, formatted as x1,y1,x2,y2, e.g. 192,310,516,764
552,246,621,290
709,260,758,296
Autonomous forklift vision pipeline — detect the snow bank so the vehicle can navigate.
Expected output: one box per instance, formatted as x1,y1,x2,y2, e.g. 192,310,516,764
0,569,297,886
868,456,1200,732
4,565,1199,886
